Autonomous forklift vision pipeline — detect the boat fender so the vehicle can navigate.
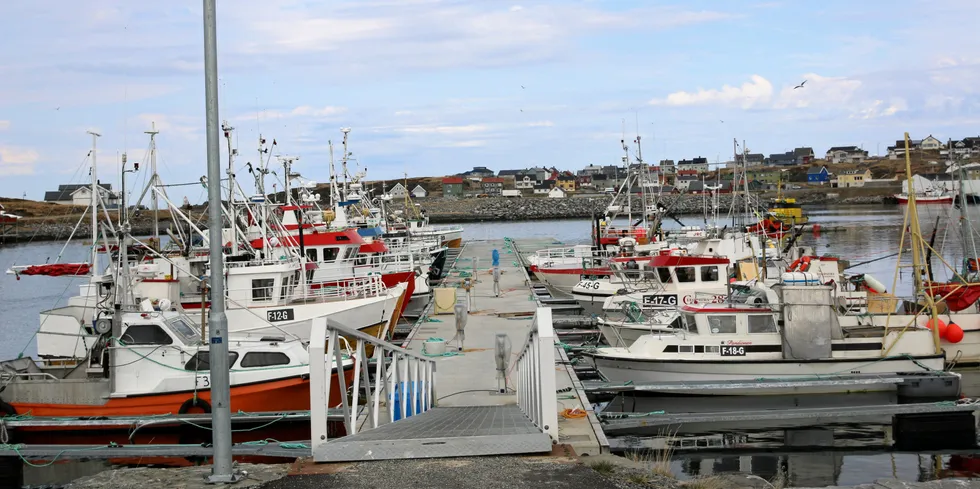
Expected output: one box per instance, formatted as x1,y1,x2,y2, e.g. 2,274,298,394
178,398,212,415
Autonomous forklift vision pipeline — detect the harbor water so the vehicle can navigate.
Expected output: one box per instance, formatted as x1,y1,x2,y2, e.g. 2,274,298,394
2,204,980,487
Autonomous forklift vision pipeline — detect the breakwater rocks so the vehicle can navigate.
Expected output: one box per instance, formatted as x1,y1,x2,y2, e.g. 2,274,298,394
412,193,888,224
1,219,167,244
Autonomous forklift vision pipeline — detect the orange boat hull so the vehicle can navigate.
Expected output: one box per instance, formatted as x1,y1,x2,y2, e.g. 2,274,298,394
443,237,463,249
9,368,354,421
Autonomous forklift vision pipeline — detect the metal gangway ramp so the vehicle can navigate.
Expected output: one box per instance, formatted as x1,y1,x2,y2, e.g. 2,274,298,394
308,308,558,462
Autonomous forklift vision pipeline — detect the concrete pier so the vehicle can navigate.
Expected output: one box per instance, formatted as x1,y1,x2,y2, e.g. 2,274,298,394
400,239,605,455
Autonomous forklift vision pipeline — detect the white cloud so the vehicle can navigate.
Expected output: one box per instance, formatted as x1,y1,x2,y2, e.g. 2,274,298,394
289,106,347,118
0,146,40,176
850,99,907,120
230,2,734,70
526,120,554,127
436,140,488,148
395,124,488,135
0,120,9,131
774,73,862,109
650,75,773,108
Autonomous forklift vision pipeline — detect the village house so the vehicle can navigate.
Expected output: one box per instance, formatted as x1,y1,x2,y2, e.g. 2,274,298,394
514,171,537,190
481,177,505,196
769,152,797,167
579,164,604,176
548,187,567,198
747,169,783,185
659,159,676,175
387,182,408,198
835,169,872,188
459,166,494,178
576,174,593,188
886,136,943,159
442,176,464,199
532,181,555,195
806,165,830,184
794,147,815,165
497,169,523,178
677,157,709,173
44,183,119,207
919,135,943,151
735,153,766,167
556,174,576,192
411,185,427,199
825,146,869,164
674,174,698,191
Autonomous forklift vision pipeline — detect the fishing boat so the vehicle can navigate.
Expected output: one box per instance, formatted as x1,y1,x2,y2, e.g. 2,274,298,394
0,306,352,419
589,282,945,394
896,188,953,205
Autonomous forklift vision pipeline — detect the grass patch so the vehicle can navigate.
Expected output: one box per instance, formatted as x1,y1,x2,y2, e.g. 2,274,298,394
683,476,728,489
628,473,650,485
649,429,678,478
589,460,617,476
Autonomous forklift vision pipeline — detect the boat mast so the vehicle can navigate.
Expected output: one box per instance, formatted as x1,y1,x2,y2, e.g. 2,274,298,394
902,133,941,354
145,123,160,244
223,122,237,253
202,0,236,481
341,128,351,200
951,139,979,275
86,130,101,275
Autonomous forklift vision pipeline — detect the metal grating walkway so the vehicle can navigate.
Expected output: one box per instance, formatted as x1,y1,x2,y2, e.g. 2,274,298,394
314,405,553,461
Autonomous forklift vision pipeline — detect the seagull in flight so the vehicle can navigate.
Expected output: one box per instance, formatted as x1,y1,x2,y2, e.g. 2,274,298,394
794,80,807,90
521,85,525,89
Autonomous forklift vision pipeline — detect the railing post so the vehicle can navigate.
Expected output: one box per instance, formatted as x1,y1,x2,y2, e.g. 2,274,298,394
389,353,398,423
331,329,352,435
309,317,329,446
536,307,559,441
349,341,365,435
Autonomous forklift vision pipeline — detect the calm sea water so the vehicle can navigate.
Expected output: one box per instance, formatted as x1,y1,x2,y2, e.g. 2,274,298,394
3,204,980,487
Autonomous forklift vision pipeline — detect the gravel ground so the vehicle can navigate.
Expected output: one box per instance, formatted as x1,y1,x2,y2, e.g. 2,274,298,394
260,456,642,489
65,463,290,489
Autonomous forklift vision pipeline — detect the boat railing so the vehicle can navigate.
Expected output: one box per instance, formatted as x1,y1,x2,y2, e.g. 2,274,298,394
534,246,605,261
309,316,438,461
303,275,388,301
514,307,559,442
0,371,61,382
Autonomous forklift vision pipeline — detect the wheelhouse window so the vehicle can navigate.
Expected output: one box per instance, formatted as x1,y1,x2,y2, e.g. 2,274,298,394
252,278,275,301
656,267,673,283
748,315,777,333
184,351,240,371
323,247,340,262
240,352,291,368
306,248,319,262
700,266,719,282
168,318,198,339
345,247,359,260
675,267,696,283
681,314,698,334
280,275,292,301
121,324,173,345
706,315,737,334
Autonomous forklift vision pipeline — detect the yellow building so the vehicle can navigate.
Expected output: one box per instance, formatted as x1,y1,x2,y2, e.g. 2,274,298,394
837,169,872,188
556,175,576,192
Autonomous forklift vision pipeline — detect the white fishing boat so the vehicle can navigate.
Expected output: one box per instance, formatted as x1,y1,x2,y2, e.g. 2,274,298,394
589,282,946,394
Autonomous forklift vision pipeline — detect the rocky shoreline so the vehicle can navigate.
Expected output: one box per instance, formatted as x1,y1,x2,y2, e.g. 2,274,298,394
1,193,891,244
414,193,892,224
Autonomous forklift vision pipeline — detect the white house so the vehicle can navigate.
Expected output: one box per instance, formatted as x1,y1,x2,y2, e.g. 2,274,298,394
514,172,536,190
920,135,943,151
825,146,869,164
44,183,119,207
411,185,427,199
548,187,566,198
388,183,408,198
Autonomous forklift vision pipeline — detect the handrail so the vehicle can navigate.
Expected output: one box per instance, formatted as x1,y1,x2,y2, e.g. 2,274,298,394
514,307,559,442
309,316,437,461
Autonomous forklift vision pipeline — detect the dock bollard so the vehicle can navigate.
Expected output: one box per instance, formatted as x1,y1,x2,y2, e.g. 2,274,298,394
453,302,467,351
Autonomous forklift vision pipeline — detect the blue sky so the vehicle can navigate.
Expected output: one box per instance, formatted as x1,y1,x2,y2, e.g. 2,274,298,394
1,0,978,203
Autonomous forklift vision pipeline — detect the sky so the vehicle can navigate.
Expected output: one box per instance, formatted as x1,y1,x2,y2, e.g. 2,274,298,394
1,0,979,203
